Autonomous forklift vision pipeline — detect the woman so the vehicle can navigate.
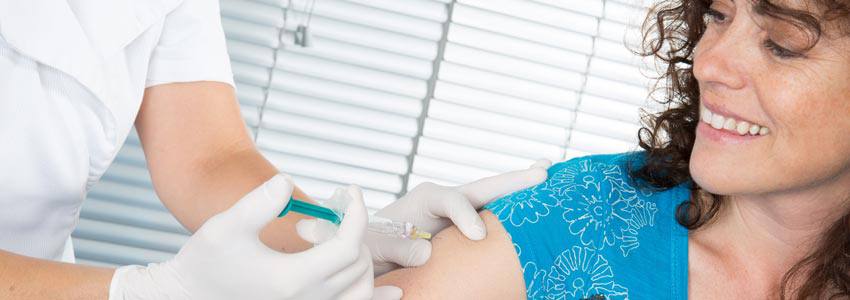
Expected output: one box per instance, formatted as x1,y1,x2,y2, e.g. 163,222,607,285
0,0,547,298
377,0,850,298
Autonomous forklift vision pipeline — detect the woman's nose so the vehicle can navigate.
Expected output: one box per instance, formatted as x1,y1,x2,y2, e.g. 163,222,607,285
693,26,751,91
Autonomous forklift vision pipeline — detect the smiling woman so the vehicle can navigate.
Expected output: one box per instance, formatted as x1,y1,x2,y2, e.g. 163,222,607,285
641,0,850,297
376,0,850,299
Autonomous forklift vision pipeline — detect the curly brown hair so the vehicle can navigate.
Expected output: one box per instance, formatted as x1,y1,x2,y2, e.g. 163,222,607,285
630,0,850,298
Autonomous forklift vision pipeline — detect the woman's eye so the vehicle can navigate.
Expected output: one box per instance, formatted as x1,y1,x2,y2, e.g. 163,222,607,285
763,40,803,59
704,8,727,24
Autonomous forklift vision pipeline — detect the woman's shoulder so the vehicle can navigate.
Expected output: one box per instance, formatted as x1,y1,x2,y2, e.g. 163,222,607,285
484,151,690,299
547,151,646,193
486,150,689,234
487,151,683,217
545,151,690,204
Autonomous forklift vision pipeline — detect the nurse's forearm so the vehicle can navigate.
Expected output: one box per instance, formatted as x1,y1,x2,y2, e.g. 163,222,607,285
137,82,314,253
154,145,315,253
0,249,112,299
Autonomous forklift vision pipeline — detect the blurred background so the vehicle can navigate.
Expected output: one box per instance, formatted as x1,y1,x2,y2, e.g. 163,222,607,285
71,0,661,267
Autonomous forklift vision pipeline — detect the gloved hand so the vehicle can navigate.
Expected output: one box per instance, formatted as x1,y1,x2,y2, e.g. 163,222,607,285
368,159,551,275
296,186,403,300
108,174,373,300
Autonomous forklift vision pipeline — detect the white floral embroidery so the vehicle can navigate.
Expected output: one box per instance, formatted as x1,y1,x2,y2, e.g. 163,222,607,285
549,159,622,197
488,181,559,227
546,246,628,300
523,262,549,299
562,178,632,251
619,198,658,256
557,159,660,256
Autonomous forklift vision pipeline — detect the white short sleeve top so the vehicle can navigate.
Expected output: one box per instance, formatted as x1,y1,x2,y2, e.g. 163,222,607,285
0,0,234,261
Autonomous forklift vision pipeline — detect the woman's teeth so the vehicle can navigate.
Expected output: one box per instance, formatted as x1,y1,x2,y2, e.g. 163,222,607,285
700,104,769,136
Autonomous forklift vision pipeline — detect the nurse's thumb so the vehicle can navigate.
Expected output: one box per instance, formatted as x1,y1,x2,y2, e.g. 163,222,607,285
296,219,336,244
370,234,432,276
221,174,294,233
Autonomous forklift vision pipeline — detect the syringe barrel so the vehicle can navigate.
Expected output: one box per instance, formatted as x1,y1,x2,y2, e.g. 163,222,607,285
367,216,413,239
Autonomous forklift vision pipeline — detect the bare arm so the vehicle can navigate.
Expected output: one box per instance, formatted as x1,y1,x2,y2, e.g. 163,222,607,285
0,81,320,299
376,211,526,299
0,82,284,299
136,81,312,253
0,250,113,299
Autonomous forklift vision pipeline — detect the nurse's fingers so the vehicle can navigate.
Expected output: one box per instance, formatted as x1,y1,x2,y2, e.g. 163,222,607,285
530,158,553,169
222,174,294,233
296,187,346,244
296,218,337,244
324,244,372,295
336,185,368,244
369,233,432,276
457,162,549,208
290,185,369,278
428,192,486,240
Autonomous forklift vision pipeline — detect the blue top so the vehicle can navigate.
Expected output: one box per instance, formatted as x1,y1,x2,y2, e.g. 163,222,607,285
485,151,691,300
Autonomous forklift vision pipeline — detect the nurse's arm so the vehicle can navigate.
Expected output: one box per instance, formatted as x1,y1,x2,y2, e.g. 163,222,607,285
0,249,112,299
375,211,527,299
136,81,312,252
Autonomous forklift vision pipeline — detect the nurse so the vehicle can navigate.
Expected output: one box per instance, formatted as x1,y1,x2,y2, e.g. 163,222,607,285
0,0,548,299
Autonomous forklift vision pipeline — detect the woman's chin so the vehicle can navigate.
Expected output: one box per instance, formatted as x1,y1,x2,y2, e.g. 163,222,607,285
688,153,750,196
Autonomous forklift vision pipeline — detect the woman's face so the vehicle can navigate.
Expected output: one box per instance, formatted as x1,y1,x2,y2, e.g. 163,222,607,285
689,0,850,196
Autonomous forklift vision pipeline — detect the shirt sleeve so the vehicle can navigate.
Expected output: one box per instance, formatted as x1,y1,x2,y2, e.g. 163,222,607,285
145,0,234,88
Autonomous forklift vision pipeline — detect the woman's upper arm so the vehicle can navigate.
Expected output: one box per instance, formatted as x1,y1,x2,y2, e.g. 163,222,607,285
376,211,526,299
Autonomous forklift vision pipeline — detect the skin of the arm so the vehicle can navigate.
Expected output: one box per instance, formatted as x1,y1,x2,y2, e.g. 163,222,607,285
376,211,527,299
0,250,113,299
136,81,315,253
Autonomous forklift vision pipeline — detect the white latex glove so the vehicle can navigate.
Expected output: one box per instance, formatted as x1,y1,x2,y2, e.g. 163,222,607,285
109,174,372,300
296,186,403,300
369,159,551,275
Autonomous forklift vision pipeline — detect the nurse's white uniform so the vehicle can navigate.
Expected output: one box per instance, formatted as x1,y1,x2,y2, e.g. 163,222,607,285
0,0,234,262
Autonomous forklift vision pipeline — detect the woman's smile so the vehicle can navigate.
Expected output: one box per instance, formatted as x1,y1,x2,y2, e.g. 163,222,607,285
697,101,770,145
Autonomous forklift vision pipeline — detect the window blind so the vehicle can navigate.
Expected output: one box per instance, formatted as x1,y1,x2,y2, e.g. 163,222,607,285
409,0,655,188
73,0,659,267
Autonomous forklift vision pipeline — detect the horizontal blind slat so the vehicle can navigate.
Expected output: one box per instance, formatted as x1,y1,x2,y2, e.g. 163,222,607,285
262,151,403,193
443,43,585,90
422,119,565,161
256,131,410,174
73,219,188,253
260,110,414,155
269,72,423,117
275,51,428,98
458,0,598,34
80,198,188,234
452,4,594,54
264,90,419,136
434,80,573,127
447,24,589,73
417,137,535,172
438,62,580,109
428,100,568,145
411,155,497,184
278,34,434,79
72,238,174,266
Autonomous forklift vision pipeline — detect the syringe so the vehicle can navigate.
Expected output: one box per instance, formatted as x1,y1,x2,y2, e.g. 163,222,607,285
367,215,432,240
279,198,432,240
